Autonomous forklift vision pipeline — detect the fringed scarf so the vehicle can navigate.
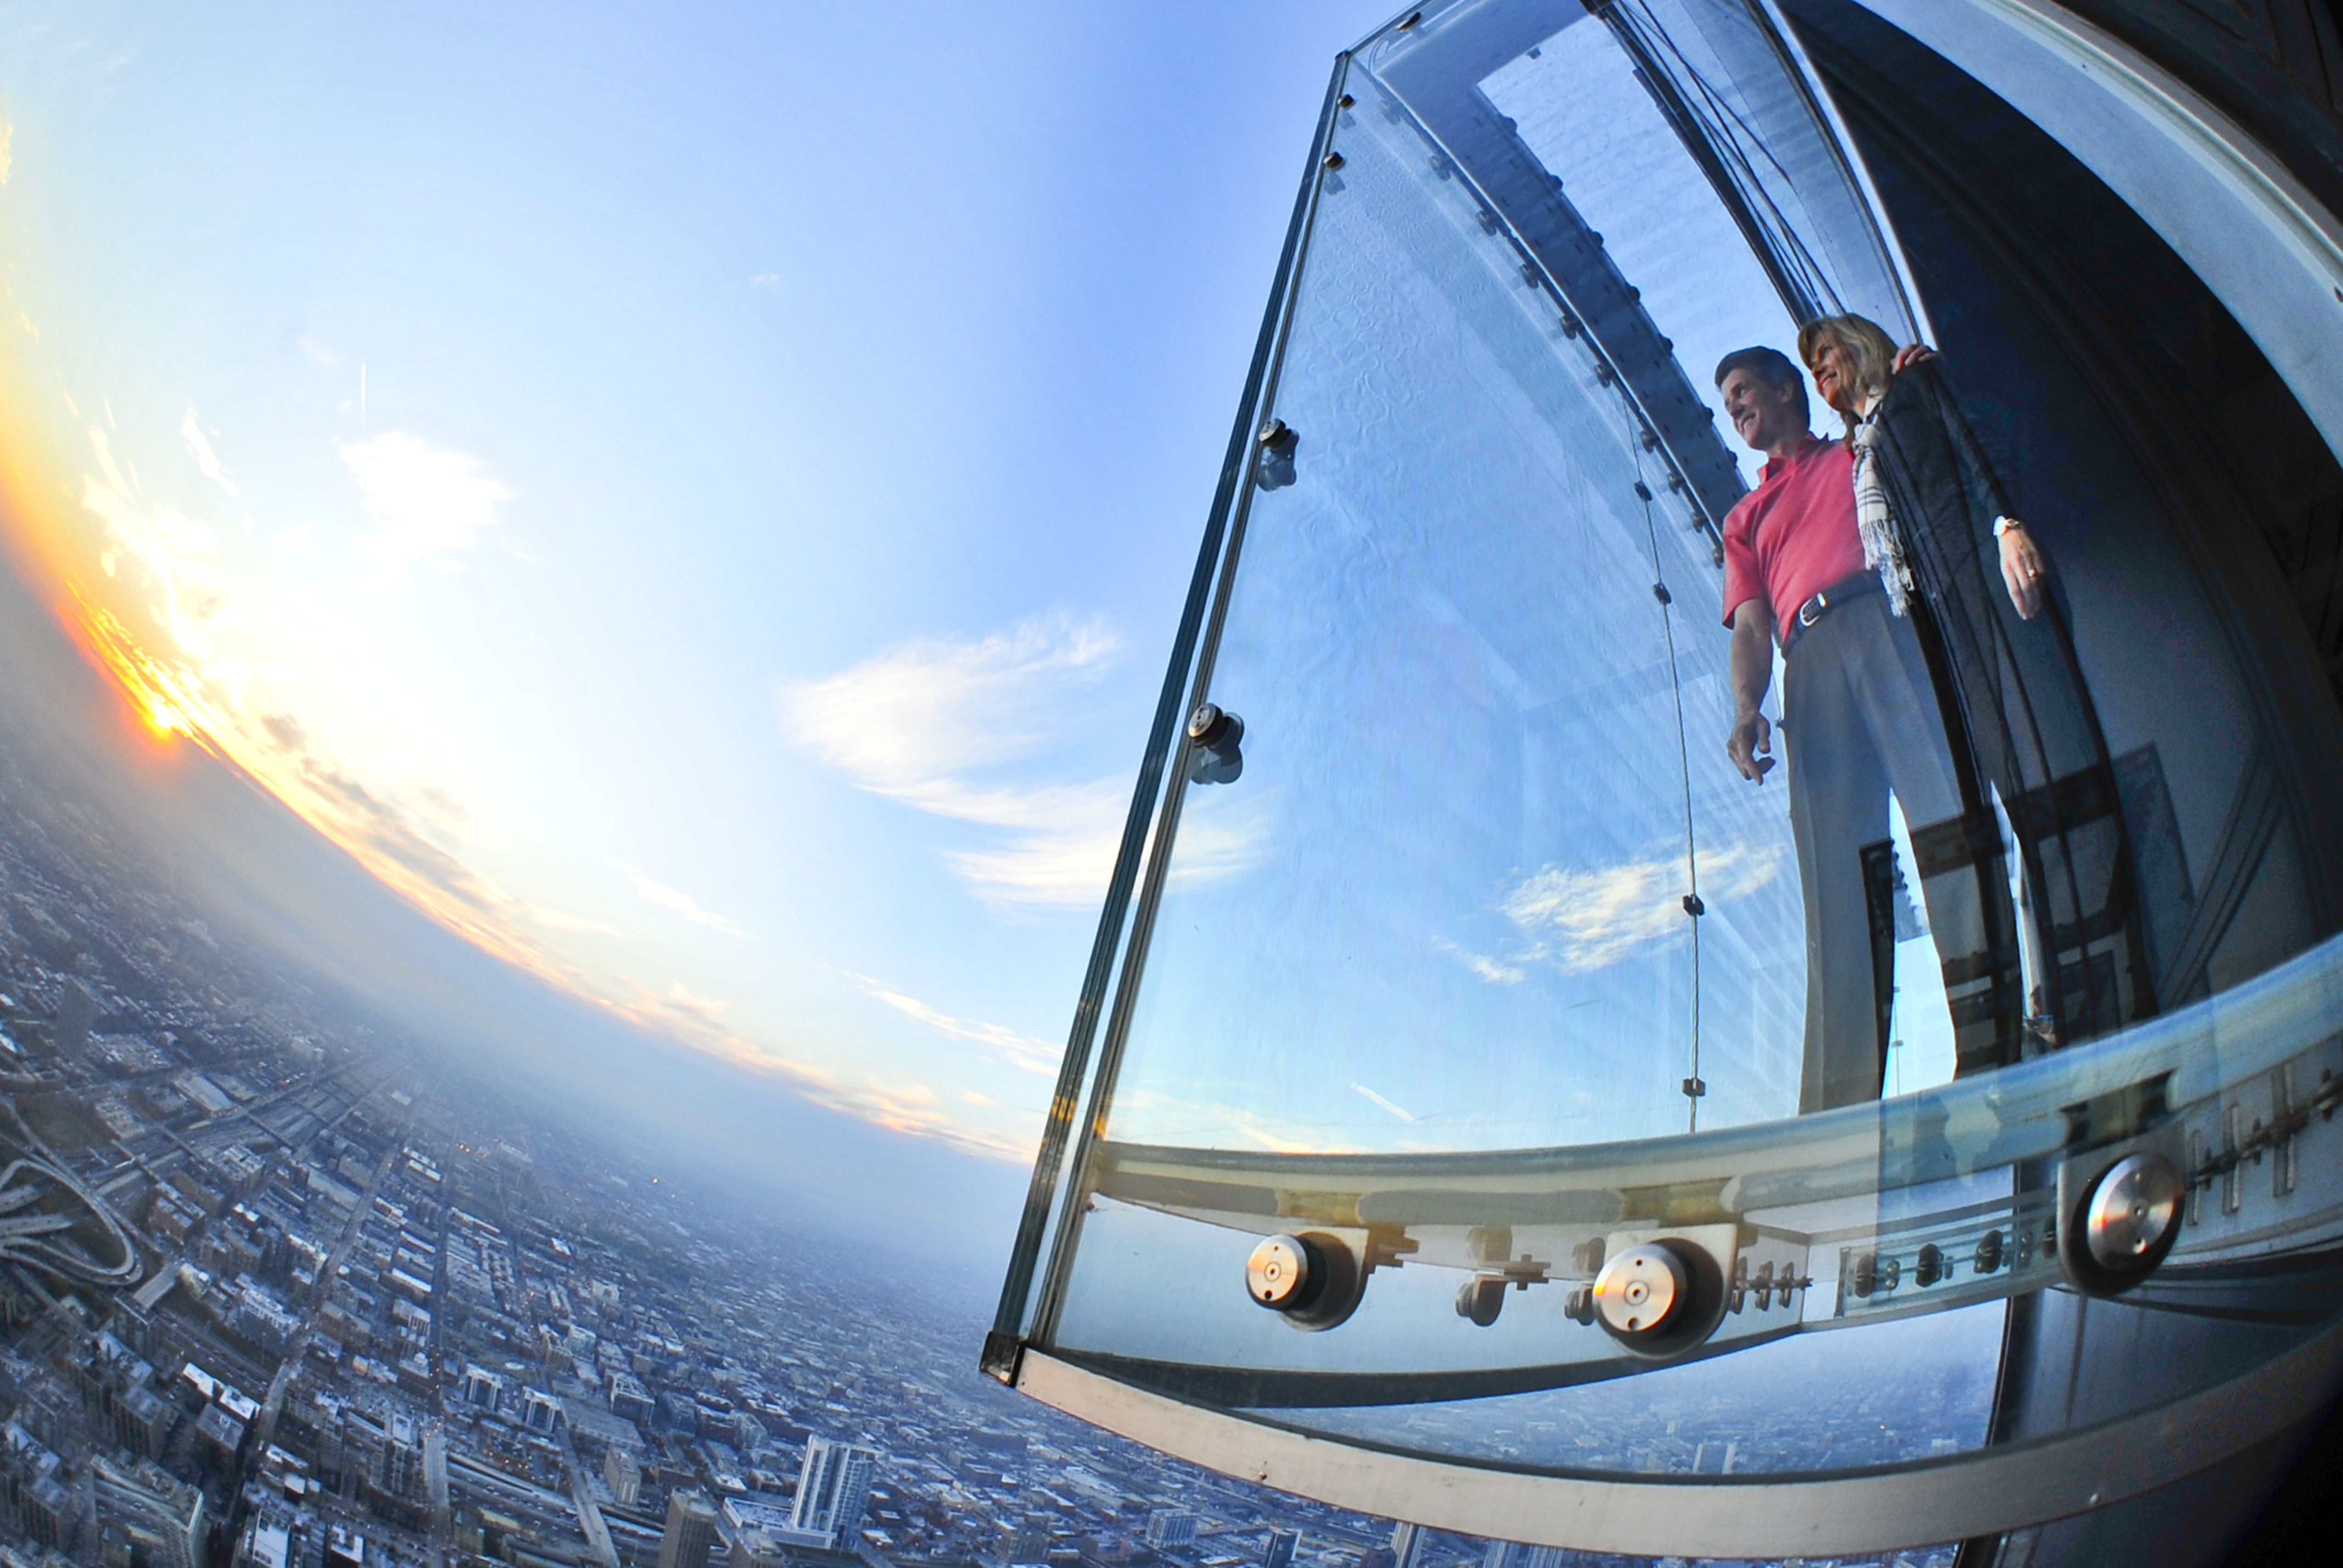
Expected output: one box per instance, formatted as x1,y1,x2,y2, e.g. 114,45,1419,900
1849,406,1913,616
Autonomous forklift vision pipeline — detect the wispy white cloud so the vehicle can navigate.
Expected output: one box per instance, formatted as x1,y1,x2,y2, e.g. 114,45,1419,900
607,975,1035,1160
843,970,1058,1076
750,271,783,291
607,859,746,936
0,121,13,186
340,430,510,583
525,903,624,937
297,335,345,368
82,426,246,677
778,615,1135,908
180,408,238,497
1499,841,1784,973
1351,1082,1416,1122
782,615,1116,786
1430,935,1525,986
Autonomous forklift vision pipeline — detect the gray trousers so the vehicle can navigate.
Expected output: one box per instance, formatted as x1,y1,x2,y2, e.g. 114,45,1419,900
1784,589,2002,1112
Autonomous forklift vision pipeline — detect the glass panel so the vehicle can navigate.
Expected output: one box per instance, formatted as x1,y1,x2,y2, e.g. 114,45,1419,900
1012,0,2343,1516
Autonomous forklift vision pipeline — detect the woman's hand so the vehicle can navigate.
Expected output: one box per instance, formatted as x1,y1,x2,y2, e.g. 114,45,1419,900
1894,343,1936,372
1999,522,2046,619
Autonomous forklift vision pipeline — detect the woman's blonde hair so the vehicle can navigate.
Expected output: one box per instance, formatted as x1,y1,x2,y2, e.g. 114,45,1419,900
1797,313,1898,433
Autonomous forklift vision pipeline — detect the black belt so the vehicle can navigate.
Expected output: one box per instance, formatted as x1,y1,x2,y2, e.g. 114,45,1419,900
1779,571,1881,659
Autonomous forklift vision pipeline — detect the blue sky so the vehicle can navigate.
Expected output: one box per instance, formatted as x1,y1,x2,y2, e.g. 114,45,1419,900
0,0,1401,1162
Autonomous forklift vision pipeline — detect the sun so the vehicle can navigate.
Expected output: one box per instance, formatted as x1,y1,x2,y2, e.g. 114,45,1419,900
58,582,220,752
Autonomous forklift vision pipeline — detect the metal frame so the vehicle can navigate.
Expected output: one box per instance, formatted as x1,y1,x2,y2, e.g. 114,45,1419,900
1017,1323,2343,1557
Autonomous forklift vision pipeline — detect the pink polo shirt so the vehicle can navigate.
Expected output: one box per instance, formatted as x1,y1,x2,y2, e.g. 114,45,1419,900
1719,434,1867,644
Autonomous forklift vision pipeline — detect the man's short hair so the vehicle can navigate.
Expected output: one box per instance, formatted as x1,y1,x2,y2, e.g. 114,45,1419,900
1714,345,1801,392
1714,345,1808,423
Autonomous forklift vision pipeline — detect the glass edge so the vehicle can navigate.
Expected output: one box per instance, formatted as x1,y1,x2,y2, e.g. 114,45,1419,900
983,50,1362,1370
1020,48,1364,1361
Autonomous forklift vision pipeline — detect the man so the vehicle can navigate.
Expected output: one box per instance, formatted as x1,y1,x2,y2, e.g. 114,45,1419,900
1715,346,1979,1112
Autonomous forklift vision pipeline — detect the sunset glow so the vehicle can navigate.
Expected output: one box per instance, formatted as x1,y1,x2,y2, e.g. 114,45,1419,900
63,587,214,745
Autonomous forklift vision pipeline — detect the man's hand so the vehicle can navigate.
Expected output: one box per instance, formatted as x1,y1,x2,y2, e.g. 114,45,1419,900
1999,523,2046,619
1728,707,1775,784
1894,343,1936,372
1726,598,1776,783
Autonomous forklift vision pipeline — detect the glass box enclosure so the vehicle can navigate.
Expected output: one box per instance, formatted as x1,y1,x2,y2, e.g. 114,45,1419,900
989,0,2343,1559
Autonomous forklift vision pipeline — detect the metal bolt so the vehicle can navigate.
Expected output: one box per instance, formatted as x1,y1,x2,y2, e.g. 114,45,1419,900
1337,93,1355,110
1593,1244,1686,1337
1186,702,1245,757
1321,151,1345,172
1256,418,1289,448
2084,1153,2183,1271
1454,1276,1505,1327
1245,1235,1316,1309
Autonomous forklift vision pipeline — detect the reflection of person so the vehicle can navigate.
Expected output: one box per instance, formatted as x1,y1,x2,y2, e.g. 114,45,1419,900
1715,346,1984,1111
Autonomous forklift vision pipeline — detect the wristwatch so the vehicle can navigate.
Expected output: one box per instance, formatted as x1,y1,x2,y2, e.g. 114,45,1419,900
1992,515,2026,538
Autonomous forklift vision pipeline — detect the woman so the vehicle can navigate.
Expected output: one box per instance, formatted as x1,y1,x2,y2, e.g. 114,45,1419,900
1796,313,2147,1066
1797,315,2046,624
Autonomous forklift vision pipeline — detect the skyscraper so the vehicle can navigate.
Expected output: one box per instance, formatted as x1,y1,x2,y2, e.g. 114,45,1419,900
1479,1546,1562,1568
1389,1522,1424,1568
791,1435,879,1550
54,980,91,1060
91,1455,206,1568
605,1445,642,1508
1264,1529,1299,1568
657,1490,719,1568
